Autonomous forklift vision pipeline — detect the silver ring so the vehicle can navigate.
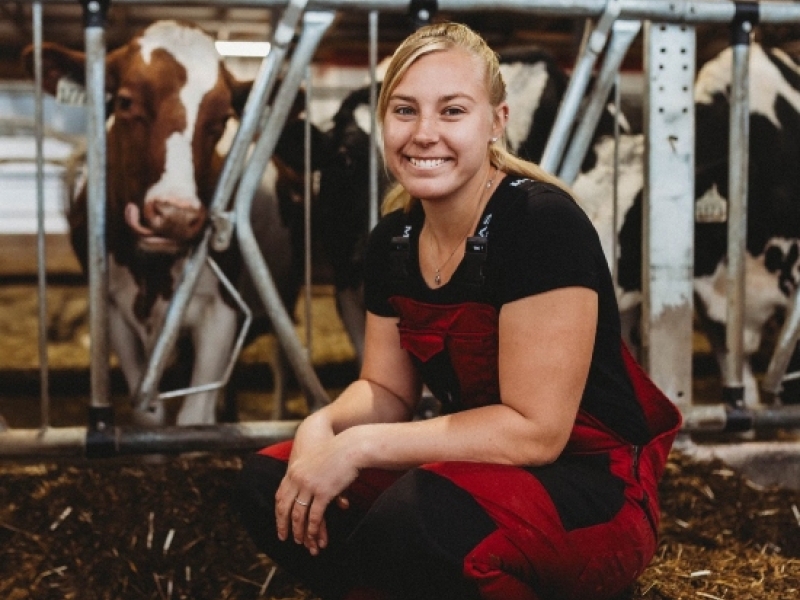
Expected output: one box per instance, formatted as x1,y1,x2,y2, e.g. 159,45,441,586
294,498,309,507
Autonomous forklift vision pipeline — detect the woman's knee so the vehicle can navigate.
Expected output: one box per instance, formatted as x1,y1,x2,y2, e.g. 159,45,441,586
349,468,494,599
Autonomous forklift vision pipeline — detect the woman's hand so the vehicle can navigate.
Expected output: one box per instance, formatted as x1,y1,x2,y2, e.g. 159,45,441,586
275,419,360,555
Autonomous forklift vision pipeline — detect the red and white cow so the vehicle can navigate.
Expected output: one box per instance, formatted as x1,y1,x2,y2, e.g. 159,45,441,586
25,20,302,425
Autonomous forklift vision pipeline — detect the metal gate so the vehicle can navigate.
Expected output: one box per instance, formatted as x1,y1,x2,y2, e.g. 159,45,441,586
3,0,800,459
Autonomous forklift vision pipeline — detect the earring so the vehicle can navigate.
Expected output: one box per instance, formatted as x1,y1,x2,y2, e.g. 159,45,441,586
490,137,498,143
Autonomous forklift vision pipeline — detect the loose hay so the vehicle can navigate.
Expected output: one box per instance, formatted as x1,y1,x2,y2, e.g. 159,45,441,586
1,450,798,599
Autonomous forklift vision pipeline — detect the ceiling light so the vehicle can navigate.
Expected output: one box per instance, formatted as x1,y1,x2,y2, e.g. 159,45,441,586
215,40,271,57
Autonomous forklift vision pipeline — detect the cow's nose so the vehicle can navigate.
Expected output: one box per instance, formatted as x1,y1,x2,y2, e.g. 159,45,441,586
145,199,207,241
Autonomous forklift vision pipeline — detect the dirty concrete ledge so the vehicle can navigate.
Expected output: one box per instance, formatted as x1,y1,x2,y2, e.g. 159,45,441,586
682,438,800,491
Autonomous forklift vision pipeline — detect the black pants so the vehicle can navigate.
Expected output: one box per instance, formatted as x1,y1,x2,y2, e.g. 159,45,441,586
232,447,489,600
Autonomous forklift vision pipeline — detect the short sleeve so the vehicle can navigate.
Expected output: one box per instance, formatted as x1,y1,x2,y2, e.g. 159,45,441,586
491,184,604,305
363,209,405,317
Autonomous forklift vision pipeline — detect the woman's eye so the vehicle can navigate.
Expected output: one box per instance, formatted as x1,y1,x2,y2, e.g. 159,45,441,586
394,106,415,116
443,106,465,117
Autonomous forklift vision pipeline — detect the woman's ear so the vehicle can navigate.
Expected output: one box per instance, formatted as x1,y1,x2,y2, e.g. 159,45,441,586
492,101,510,139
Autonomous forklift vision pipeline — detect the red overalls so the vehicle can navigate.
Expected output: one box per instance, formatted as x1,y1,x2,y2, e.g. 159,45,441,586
255,297,681,600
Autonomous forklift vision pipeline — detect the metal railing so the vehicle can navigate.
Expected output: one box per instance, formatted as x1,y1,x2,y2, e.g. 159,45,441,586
4,0,800,458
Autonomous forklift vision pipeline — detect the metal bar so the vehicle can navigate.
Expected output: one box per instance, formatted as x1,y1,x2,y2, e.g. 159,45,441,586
0,421,300,458
83,1,111,419
235,10,335,412
14,0,800,25
558,19,641,184
642,23,696,410
304,65,314,355
32,1,50,430
368,9,379,230
611,71,621,285
5,402,800,458
540,0,622,174
762,287,800,400
723,14,755,407
155,257,253,401
681,404,800,433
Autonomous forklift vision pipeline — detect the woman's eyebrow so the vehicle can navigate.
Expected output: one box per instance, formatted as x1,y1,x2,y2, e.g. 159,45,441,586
388,93,416,103
440,93,475,103
389,92,475,103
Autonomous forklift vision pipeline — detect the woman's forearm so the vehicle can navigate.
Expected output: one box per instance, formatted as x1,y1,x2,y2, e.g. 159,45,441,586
341,402,570,472
310,378,417,435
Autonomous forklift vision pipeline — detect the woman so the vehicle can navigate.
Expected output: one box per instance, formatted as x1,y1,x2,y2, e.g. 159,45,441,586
234,22,682,600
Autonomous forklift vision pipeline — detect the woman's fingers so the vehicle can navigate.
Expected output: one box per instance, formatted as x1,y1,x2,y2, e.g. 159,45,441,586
291,495,314,543
274,485,296,542
303,501,329,554
277,489,349,554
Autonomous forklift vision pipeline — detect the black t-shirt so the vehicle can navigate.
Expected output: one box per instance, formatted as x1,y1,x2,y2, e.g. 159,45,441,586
364,176,650,444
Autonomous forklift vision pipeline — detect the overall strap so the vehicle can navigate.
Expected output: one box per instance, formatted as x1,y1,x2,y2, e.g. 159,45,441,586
389,212,493,292
390,223,413,284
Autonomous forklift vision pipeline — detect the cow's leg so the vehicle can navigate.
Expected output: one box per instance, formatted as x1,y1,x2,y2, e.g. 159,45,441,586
177,297,239,425
336,284,366,366
108,305,168,426
694,299,766,409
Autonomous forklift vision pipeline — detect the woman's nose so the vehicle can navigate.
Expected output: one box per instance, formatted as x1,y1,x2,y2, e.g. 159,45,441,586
412,117,438,144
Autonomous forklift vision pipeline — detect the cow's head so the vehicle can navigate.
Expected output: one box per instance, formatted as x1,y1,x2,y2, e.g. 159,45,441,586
23,20,254,257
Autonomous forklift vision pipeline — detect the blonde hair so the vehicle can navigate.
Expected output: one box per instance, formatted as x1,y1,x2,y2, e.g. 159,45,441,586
377,22,571,214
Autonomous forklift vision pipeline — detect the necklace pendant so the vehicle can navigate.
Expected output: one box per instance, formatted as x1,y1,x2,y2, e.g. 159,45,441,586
434,270,441,285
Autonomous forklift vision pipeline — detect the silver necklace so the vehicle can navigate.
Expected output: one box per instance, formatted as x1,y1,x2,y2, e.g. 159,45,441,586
428,168,496,286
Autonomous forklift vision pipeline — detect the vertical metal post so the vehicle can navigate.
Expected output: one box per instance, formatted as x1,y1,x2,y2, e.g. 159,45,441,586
368,10,379,230
642,22,696,410
723,3,758,407
304,66,313,356
32,1,50,430
81,0,113,436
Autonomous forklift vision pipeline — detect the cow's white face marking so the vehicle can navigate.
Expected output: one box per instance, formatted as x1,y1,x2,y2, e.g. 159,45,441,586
354,104,373,136
138,21,222,207
696,45,800,128
500,61,550,152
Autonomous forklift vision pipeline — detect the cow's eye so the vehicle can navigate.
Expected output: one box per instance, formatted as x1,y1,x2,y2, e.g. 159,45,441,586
206,117,228,139
116,91,134,114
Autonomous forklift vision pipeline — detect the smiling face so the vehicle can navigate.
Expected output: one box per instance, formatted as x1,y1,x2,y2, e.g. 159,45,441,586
382,47,505,205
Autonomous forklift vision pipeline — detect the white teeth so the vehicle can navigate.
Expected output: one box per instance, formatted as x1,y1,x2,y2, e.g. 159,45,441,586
410,158,446,169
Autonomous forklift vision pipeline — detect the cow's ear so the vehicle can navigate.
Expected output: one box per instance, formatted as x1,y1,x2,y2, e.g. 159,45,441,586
103,46,130,96
20,42,86,96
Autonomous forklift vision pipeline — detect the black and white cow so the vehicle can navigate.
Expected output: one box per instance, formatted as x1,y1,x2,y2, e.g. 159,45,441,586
584,42,800,407
24,20,304,425
300,41,800,408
